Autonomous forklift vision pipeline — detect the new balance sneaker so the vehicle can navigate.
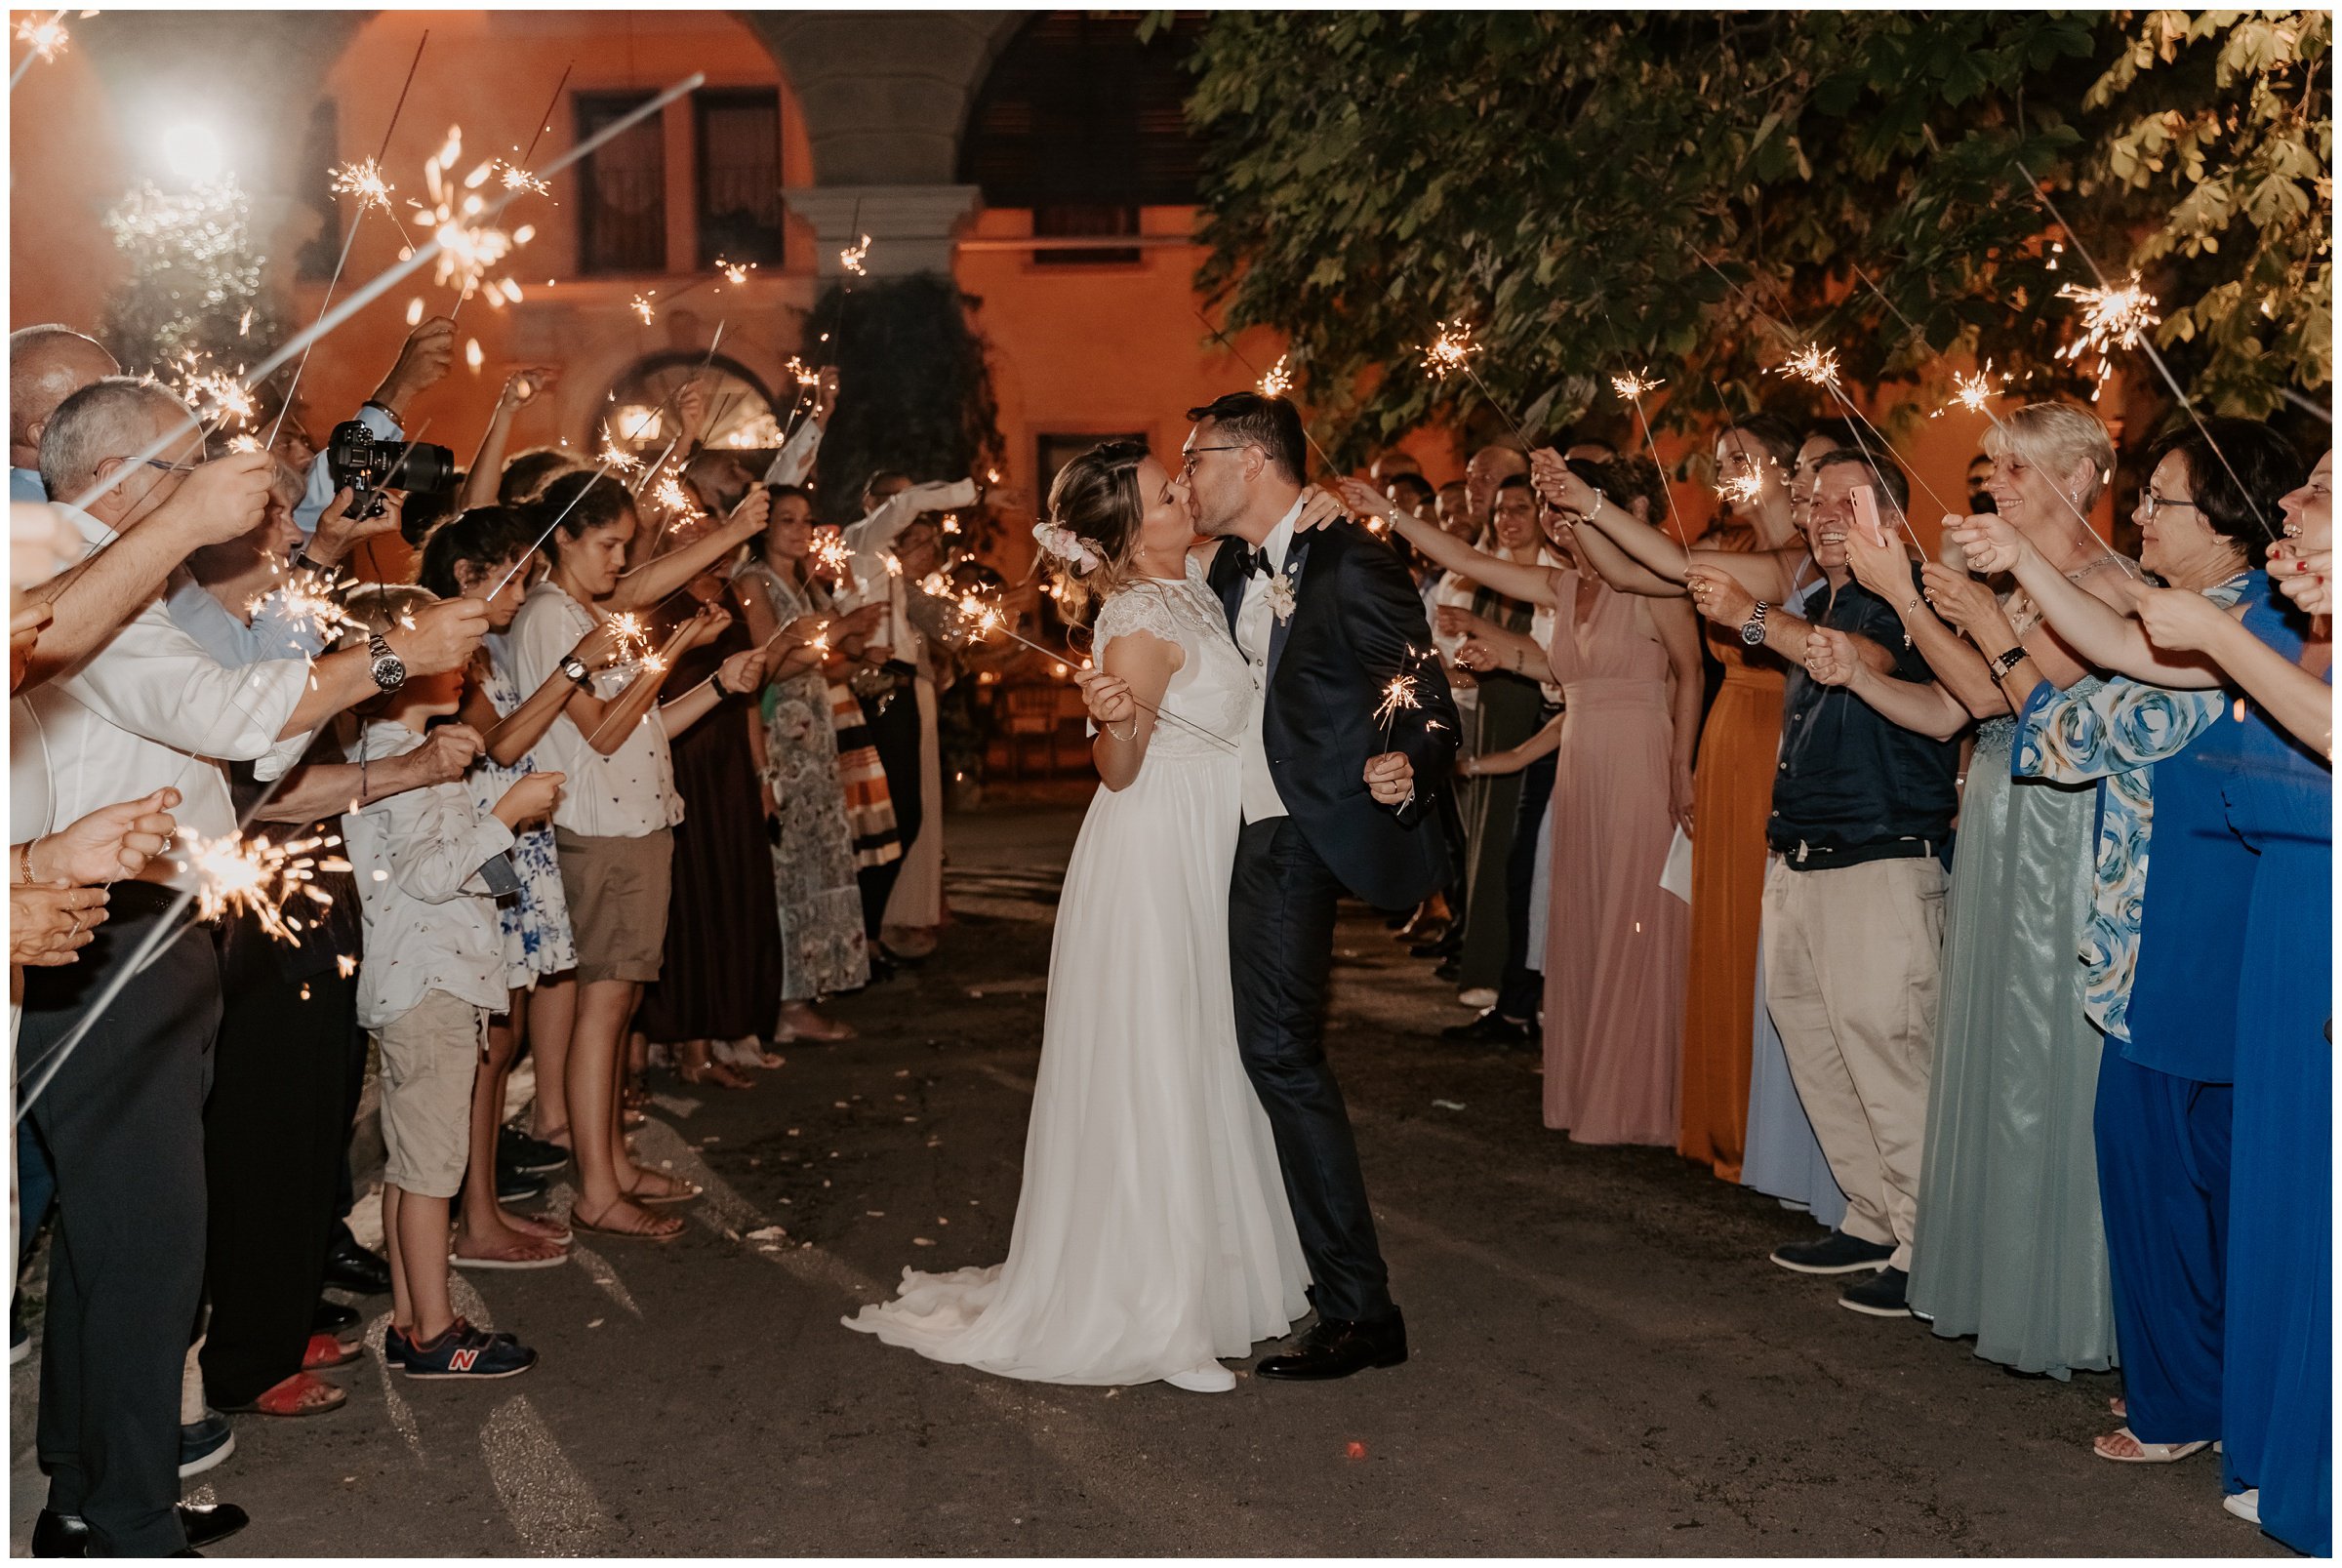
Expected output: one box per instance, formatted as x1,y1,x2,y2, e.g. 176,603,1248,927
1839,1266,1914,1318
383,1323,413,1369
401,1318,537,1380
1769,1229,1894,1275
499,1124,570,1176
178,1409,235,1478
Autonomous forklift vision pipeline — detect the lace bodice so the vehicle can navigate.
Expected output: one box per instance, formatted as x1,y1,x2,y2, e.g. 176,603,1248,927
1092,558,1252,763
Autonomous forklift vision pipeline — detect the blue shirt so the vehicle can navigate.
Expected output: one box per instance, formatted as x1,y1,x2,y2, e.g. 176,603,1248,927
13,466,47,503
292,403,400,535
165,574,331,669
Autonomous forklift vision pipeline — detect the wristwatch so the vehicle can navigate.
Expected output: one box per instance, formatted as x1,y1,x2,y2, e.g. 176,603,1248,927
1739,601,1770,648
290,549,339,579
560,653,595,691
1989,645,2028,682
367,631,407,693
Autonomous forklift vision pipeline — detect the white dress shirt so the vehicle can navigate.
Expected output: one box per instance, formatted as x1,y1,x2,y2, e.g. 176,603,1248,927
13,507,317,886
505,582,679,839
341,720,515,1026
1232,496,1305,824
760,415,823,489
1429,568,1482,715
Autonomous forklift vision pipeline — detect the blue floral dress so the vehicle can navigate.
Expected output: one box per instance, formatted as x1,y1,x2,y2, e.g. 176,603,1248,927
471,633,578,988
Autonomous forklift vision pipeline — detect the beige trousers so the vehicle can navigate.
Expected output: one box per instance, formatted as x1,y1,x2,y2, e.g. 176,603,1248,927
1761,854,1946,1270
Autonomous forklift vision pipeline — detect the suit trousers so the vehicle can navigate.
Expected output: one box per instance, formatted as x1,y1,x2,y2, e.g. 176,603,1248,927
1230,816,1394,1325
1761,855,1945,1270
2096,1050,2230,1443
199,922,355,1409
18,883,220,1557
1494,747,1559,1023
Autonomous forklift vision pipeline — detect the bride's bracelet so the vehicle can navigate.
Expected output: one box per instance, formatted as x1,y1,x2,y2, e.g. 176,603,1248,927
1106,718,1138,742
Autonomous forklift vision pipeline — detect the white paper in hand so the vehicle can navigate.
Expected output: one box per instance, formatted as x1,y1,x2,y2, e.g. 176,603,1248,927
1659,825,1693,904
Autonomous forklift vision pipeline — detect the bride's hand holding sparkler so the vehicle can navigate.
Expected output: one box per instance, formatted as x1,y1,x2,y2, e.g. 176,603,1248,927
1074,665,1136,730
25,788,182,886
490,771,565,831
11,883,109,967
1947,512,2026,576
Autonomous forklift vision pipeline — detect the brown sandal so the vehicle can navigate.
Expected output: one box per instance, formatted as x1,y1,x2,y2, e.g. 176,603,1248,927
620,1170,703,1205
570,1198,683,1242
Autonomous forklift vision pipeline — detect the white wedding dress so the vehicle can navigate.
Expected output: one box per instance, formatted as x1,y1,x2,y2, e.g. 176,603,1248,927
844,559,1308,1386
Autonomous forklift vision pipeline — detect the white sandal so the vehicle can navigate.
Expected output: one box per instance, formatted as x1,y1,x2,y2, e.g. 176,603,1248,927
1164,1362,1234,1394
2094,1426,2210,1464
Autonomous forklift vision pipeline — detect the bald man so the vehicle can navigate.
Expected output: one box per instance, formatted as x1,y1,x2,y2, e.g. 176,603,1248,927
1462,443,1528,535
10,324,118,502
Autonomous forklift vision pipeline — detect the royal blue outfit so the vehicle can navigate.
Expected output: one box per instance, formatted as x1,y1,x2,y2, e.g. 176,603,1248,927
2217,591,2331,1556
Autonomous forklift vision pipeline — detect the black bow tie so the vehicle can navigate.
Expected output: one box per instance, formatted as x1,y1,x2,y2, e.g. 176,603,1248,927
1242,545,1274,579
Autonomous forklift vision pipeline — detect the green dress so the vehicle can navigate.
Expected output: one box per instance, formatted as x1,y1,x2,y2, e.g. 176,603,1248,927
1906,715,2117,1378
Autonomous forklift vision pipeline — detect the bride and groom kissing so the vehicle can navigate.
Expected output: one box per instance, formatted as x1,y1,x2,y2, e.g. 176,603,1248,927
845,392,1459,1393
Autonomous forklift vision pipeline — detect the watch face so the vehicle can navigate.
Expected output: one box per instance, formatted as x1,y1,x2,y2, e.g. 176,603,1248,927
1741,621,1766,647
372,654,407,690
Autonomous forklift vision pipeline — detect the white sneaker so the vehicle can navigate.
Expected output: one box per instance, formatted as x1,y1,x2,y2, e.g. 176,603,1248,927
2223,1489,2261,1525
1164,1362,1235,1394
1457,987,1498,1010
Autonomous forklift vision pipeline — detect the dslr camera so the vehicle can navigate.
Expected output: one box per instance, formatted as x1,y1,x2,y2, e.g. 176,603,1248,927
326,420,457,520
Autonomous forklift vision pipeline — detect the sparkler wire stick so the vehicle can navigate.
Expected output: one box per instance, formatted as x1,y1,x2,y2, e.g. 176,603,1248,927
1189,305,1345,478
62,72,707,525
2014,159,2281,543
447,60,569,333
264,30,430,451
20,76,712,1117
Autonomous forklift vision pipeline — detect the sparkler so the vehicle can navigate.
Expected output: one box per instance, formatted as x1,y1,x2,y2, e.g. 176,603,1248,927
718,258,754,285
606,611,656,668
329,157,397,216
495,160,551,198
1373,670,1422,746
1935,364,2011,419
255,568,364,642
166,352,257,432
1423,317,1534,450
1718,471,1766,506
411,127,531,315
630,291,658,325
839,233,872,277
1778,343,1842,391
181,828,350,945
648,473,700,522
811,532,855,582
2015,158,2279,542
9,9,85,89
2055,277,2163,399
1610,370,1664,402
1258,354,1295,398
1607,361,1691,547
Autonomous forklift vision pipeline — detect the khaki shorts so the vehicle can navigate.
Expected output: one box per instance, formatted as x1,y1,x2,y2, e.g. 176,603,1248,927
554,827,673,985
375,989,486,1199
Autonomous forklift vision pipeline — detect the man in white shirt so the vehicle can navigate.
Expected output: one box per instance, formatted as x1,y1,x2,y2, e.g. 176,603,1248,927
14,378,485,1558
9,325,116,504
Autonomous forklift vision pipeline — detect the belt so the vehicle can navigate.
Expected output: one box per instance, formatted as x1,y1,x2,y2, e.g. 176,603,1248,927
1776,836,1936,871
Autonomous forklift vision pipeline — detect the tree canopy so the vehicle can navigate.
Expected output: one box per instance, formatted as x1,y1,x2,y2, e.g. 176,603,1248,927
1176,11,2330,462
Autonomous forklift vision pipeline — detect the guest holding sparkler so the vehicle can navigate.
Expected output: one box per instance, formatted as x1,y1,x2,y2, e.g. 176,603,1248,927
1832,401,2135,1372
423,505,623,1265
505,472,766,1243
340,585,563,1383
1340,458,1701,1147
737,484,878,1038
292,315,455,534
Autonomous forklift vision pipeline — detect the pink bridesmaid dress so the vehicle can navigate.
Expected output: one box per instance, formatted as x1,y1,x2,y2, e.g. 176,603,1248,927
1540,567,1688,1145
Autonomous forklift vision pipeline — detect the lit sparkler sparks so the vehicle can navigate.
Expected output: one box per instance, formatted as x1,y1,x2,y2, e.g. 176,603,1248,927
1373,670,1422,740
717,258,754,285
408,127,531,309
494,159,551,198
226,433,261,454
182,828,350,945
256,568,363,642
786,356,822,388
606,612,655,667
329,157,397,215
594,436,644,475
630,292,657,325
1258,354,1295,398
1423,320,1476,381
811,532,854,579
2057,277,2163,397
14,12,70,64
1934,364,2011,419
880,551,904,579
839,233,872,277
166,352,256,429
1718,471,1766,506
648,474,699,520
1611,370,1664,401
1776,344,1842,390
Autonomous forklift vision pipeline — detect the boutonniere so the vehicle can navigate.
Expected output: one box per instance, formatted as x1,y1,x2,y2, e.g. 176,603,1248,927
1265,565,1298,624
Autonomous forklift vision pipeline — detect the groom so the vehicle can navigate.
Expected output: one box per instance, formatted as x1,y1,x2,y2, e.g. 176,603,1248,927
1188,391,1458,1380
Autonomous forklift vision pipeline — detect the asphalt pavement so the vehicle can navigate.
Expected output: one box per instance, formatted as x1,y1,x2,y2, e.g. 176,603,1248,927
8,795,2282,1556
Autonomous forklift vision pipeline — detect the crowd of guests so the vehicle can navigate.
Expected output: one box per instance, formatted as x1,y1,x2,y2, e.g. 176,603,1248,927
1335,401,2330,1554
6,314,997,1554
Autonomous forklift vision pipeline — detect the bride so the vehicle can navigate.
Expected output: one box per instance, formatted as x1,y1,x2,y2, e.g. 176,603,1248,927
843,441,1326,1393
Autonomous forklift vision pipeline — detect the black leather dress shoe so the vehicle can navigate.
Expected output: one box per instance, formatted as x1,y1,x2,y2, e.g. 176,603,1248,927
32,1503,249,1556
1440,1009,1535,1047
1255,1310,1408,1382
312,1298,360,1334
321,1233,391,1295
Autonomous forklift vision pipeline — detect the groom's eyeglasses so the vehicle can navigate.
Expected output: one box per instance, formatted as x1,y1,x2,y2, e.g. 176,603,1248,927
1181,446,1248,475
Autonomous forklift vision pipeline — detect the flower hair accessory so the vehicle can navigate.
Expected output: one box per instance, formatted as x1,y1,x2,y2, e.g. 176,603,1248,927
1031,519,1102,574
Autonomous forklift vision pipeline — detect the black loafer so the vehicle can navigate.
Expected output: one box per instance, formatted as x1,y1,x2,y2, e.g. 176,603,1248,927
321,1233,391,1296
312,1298,359,1334
1439,1009,1534,1047
32,1503,249,1557
1255,1310,1408,1382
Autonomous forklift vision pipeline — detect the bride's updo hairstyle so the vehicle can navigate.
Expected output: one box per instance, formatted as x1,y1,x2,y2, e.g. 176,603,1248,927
1038,438,1149,617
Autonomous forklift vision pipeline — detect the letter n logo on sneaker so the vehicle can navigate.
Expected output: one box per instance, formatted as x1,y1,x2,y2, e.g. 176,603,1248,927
450,1347,480,1372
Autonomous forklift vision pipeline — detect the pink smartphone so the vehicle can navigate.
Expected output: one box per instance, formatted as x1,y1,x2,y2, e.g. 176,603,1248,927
1852,485,1889,550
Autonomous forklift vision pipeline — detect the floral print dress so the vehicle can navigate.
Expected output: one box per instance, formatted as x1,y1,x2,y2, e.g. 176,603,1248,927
471,634,578,988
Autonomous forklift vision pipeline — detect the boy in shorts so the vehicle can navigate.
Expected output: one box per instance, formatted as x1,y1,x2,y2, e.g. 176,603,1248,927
343,587,565,1378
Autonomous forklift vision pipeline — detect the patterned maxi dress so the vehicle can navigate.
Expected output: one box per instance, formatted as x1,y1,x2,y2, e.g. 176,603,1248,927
473,633,578,988
736,558,871,1000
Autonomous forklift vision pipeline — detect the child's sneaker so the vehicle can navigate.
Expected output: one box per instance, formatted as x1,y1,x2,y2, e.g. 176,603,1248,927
382,1324,412,1369
400,1318,537,1380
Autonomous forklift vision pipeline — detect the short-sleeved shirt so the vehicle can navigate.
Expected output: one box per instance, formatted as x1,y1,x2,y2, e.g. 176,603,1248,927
1768,567,1960,860
506,582,680,839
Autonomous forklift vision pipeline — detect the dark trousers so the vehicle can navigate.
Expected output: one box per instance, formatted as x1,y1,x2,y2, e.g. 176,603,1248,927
1433,786,1468,916
18,884,220,1557
1494,746,1559,1022
2096,1050,2232,1443
1230,817,1394,1325
198,925,355,1409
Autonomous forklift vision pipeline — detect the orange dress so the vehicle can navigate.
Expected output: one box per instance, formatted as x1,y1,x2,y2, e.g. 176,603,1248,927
1540,568,1688,1145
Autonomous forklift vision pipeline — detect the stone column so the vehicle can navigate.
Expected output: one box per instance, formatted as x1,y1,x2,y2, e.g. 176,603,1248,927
782,184,984,278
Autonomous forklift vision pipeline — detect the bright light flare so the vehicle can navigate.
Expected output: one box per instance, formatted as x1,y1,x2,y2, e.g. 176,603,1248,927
182,828,349,945
839,232,872,277
606,612,655,668
1423,320,1476,381
1372,671,1422,731
1934,363,2011,419
1258,354,1295,398
15,13,70,63
1775,344,1842,390
1718,471,1766,506
255,568,363,642
1611,370,1664,401
630,292,657,325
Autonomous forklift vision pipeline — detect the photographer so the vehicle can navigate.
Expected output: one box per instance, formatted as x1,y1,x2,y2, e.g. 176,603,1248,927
292,314,456,536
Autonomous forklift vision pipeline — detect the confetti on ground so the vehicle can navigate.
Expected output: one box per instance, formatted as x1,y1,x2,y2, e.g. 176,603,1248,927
1346,1441,1368,1461
1433,1100,1467,1111
586,1318,604,1330
867,1210,885,1218
747,1226,787,1242
912,1237,935,1247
